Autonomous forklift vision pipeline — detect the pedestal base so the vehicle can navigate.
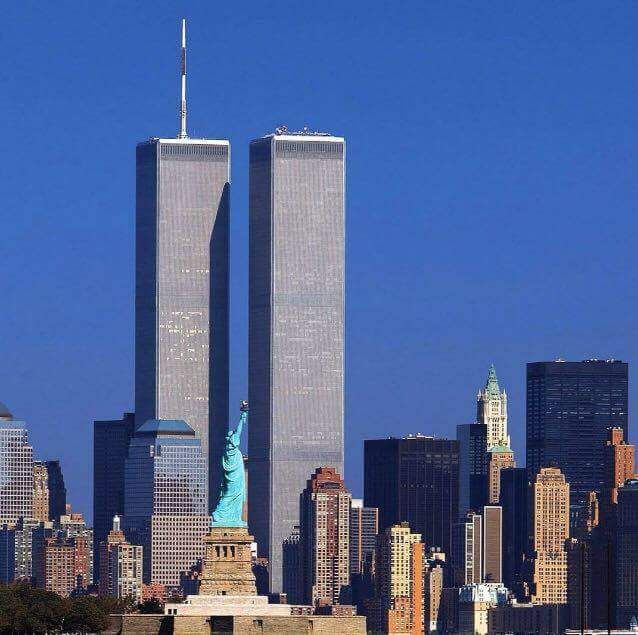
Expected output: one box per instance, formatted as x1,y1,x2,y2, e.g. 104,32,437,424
198,527,257,596
166,594,294,617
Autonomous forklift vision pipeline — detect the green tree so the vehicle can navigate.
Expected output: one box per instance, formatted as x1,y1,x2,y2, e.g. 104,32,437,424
95,594,136,615
0,584,28,634
13,584,65,634
138,597,163,614
63,596,109,634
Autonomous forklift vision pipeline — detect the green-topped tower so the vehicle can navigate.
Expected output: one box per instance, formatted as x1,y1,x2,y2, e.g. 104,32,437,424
477,365,510,449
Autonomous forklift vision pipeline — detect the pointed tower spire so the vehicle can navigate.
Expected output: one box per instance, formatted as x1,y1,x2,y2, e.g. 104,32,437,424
178,18,188,139
485,364,500,396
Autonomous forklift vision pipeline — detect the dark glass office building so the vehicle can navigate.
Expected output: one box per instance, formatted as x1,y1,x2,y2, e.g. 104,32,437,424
364,435,459,555
457,423,488,518
526,360,628,509
0,525,15,583
45,460,66,522
93,412,135,579
615,479,638,628
499,467,528,598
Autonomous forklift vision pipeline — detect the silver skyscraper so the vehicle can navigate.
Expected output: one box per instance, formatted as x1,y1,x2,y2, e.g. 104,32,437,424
248,130,345,592
135,21,230,508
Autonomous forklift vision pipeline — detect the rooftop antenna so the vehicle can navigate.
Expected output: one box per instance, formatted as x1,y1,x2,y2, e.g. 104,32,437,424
178,18,188,139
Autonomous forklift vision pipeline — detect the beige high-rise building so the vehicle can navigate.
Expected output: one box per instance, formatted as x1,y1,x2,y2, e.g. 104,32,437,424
99,515,143,601
374,523,423,634
32,461,49,523
488,446,515,504
476,365,509,449
531,467,570,604
300,467,351,606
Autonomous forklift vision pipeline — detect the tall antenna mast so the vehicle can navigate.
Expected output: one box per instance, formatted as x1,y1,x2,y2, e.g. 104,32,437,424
178,18,188,139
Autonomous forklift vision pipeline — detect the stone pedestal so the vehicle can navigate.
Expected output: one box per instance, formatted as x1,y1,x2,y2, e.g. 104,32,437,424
198,527,257,596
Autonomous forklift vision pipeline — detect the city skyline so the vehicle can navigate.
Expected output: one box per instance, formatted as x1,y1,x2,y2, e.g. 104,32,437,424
2,2,637,521
3,5,638,631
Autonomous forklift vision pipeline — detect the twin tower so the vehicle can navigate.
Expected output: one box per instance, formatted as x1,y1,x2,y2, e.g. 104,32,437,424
134,127,345,594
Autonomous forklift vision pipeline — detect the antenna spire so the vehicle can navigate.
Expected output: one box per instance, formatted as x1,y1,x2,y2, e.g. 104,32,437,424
178,19,188,139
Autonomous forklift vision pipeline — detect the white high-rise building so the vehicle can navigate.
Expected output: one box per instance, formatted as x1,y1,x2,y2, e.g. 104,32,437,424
476,365,510,449
0,403,34,526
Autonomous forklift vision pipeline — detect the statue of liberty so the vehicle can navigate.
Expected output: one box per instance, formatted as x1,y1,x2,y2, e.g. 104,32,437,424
211,401,248,527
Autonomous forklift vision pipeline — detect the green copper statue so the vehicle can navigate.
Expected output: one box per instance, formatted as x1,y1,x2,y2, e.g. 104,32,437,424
211,401,248,527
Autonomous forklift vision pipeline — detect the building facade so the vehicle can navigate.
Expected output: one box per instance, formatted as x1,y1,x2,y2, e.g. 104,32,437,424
58,511,94,583
33,529,90,597
482,506,502,584
14,517,42,580
373,523,423,635
93,412,136,580
457,583,508,635
300,467,351,605
526,360,628,510
32,462,49,523
248,130,345,592
457,422,488,518
487,446,515,505
531,467,570,605
349,499,378,577
135,137,230,510
100,516,143,601
364,435,459,555
454,507,502,586
476,365,509,449
615,479,638,628
499,467,528,598
455,512,483,586
123,419,209,585
0,405,33,525
0,525,15,583
45,460,66,522
423,548,446,634
603,427,635,511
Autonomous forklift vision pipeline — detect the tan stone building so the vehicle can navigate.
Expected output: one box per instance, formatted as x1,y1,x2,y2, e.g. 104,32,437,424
487,446,515,504
99,516,143,601
531,467,570,605
33,533,90,597
373,523,423,634
32,461,49,523
300,467,351,606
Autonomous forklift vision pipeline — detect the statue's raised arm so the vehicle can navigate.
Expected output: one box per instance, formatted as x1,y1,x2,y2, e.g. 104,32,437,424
233,401,248,441
211,401,248,527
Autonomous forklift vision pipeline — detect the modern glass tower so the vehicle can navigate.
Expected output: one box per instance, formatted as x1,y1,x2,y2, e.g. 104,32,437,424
45,460,67,521
526,359,628,509
135,22,230,508
248,129,345,592
457,422,488,518
93,412,135,579
123,419,208,585
364,435,459,556
0,402,34,525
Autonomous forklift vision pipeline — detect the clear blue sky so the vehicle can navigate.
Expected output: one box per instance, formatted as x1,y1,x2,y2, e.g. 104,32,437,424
1,1,637,517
